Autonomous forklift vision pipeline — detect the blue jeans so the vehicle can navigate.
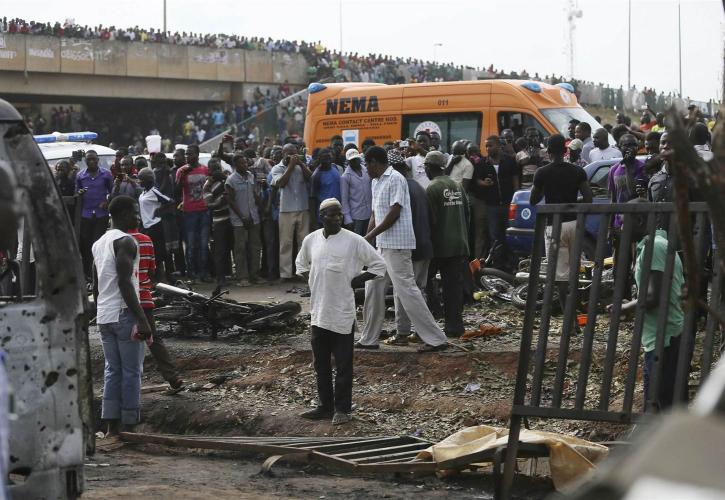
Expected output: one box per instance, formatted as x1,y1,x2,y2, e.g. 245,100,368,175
352,218,370,237
487,205,508,245
184,211,210,278
99,309,144,425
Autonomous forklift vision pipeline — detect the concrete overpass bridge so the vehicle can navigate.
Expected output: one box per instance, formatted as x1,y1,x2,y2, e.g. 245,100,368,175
0,33,308,105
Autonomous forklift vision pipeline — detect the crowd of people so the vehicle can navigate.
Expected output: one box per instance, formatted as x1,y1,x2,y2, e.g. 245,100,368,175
4,17,692,105
48,101,716,428
25,84,306,150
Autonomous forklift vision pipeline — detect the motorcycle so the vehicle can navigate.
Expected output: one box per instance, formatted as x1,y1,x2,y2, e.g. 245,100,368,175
471,241,517,302
509,257,617,312
153,282,302,339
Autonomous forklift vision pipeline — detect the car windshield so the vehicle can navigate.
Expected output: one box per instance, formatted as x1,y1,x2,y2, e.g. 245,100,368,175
541,107,613,142
47,154,115,171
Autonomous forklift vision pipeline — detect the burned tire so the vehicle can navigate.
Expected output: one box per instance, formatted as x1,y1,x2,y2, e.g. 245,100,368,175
479,268,515,301
241,301,302,329
511,282,560,312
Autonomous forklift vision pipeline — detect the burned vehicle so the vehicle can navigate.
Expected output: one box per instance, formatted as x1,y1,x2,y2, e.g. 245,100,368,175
0,99,92,497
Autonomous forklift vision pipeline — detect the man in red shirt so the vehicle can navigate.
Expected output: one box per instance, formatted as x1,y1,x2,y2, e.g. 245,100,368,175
175,145,210,282
127,228,184,391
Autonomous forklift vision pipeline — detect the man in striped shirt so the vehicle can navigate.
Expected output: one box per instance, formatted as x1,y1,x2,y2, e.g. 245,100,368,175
127,227,184,392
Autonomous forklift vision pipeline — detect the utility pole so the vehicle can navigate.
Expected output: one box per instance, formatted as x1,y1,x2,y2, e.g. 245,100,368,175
627,0,631,89
163,0,167,33
433,43,442,63
567,0,582,79
678,0,683,96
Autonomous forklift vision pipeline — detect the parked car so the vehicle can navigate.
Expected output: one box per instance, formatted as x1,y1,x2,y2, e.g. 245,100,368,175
505,158,623,258
35,131,116,171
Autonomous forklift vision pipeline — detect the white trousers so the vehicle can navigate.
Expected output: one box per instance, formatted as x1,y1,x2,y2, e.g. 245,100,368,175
359,249,446,346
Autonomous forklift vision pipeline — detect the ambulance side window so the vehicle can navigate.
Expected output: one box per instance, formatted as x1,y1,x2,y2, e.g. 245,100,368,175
497,112,548,140
402,112,482,153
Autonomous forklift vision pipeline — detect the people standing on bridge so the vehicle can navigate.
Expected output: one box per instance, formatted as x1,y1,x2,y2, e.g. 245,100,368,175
575,122,594,163
340,148,372,237
295,198,385,425
360,146,448,352
92,195,152,434
271,143,312,282
530,134,593,315
76,150,114,282
589,129,621,162
175,145,210,283
425,151,470,337
226,153,264,286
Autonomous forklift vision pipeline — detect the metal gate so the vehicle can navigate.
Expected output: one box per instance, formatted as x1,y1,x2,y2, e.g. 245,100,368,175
500,202,721,499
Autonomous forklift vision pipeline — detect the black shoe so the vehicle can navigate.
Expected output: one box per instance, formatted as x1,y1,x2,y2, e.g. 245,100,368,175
332,412,352,425
354,341,379,350
417,343,448,353
299,407,334,420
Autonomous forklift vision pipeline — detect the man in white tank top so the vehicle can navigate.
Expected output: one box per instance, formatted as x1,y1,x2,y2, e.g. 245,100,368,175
92,195,152,433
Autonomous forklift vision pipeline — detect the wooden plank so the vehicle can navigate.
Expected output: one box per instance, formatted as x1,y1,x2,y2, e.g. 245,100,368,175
119,432,308,456
354,462,438,474
353,450,427,463
333,442,429,459
299,436,409,453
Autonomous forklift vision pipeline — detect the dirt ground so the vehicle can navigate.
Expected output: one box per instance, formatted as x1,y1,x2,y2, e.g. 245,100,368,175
84,279,652,498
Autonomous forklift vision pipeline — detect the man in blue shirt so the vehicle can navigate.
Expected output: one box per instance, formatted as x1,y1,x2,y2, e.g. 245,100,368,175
75,150,114,280
340,148,372,236
311,148,342,223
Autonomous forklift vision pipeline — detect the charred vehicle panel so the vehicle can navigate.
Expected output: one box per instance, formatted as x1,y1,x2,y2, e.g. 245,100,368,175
0,99,91,498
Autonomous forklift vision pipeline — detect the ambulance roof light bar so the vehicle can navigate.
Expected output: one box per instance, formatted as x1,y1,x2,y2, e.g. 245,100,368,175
33,131,98,144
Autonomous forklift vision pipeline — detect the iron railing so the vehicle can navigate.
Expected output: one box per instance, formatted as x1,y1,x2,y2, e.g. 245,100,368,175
500,201,720,499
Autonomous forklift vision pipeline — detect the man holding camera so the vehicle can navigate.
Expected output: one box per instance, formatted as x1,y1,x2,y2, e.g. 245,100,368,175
270,143,312,281
226,154,264,286
76,149,114,281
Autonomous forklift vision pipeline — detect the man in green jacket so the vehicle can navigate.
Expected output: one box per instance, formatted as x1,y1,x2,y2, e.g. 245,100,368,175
424,151,470,337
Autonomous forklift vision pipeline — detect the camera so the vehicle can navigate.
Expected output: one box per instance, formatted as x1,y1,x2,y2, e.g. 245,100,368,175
399,140,409,148
71,150,85,161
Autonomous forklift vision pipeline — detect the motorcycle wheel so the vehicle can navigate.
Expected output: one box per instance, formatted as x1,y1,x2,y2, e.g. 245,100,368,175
241,301,302,329
511,282,560,311
479,268,515,301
